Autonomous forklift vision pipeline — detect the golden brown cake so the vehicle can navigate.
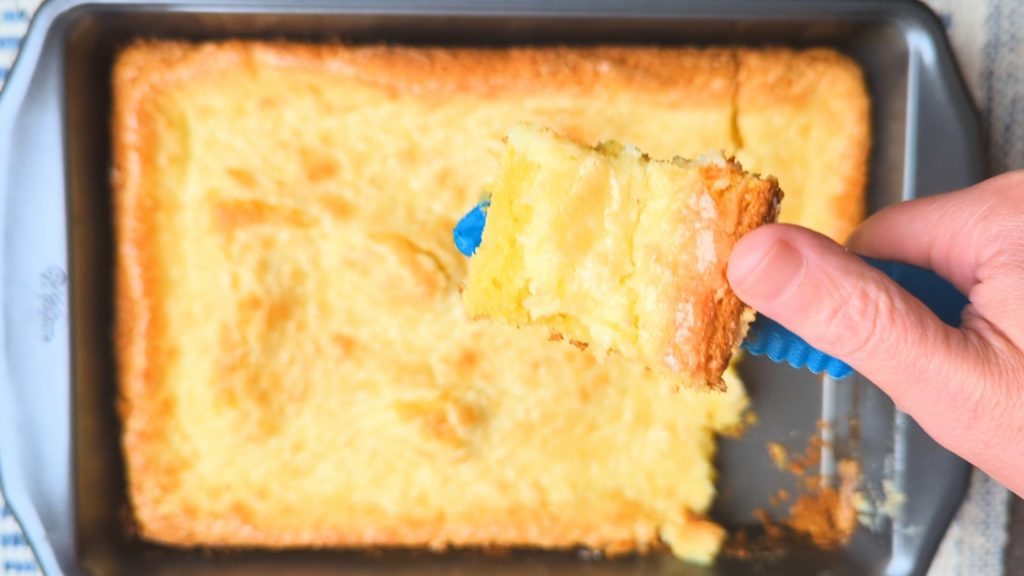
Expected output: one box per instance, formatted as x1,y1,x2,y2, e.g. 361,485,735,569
463,124,780,390
735,48,870,243
113,40,867,564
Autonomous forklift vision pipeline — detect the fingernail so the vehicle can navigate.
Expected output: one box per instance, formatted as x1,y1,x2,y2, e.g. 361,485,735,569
729,240,806,304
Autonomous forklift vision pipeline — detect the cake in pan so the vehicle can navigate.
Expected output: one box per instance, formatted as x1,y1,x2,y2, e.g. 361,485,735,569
464,123,781,390
113,41,868,563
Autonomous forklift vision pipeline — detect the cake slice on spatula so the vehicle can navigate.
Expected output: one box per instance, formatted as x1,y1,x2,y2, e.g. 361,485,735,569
461,123,782,390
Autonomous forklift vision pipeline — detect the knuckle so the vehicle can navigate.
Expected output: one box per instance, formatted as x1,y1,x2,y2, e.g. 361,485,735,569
814,279,898,361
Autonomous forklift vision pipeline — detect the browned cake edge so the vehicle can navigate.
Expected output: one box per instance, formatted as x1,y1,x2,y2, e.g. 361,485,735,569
113,41,185,544
687,160,782,391
737,47,870,243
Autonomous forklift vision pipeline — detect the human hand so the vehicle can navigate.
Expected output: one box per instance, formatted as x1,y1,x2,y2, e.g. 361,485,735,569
727,171,1024,496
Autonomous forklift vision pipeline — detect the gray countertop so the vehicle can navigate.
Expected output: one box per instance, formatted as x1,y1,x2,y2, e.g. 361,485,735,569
1004,498,1024,573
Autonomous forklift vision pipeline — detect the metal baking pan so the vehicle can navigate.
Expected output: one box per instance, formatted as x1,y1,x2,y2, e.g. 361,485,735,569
0,0,984,574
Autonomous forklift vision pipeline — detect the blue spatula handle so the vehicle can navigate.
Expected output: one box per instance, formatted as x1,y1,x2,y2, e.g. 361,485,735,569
452,202,968,379
742,258,967,378
453,200,489,257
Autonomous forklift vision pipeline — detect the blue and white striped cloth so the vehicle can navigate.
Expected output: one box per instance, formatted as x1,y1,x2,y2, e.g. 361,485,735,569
1,501,39,575
0,2,31,85
0,0,1019,574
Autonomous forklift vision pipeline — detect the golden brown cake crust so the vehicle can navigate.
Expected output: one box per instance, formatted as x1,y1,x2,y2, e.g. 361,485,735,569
682,160,782,391
113,40,736,101
736,48,870,243
112,40,860,557
113,41,187,527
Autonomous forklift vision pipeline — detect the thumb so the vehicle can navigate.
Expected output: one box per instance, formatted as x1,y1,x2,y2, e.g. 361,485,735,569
727,224,969,409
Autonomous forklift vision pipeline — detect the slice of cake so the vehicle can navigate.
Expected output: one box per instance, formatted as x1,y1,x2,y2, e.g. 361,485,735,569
464,124,781,390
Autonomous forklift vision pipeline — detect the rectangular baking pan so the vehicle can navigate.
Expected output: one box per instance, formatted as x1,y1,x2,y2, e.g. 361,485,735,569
0,0,984,574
